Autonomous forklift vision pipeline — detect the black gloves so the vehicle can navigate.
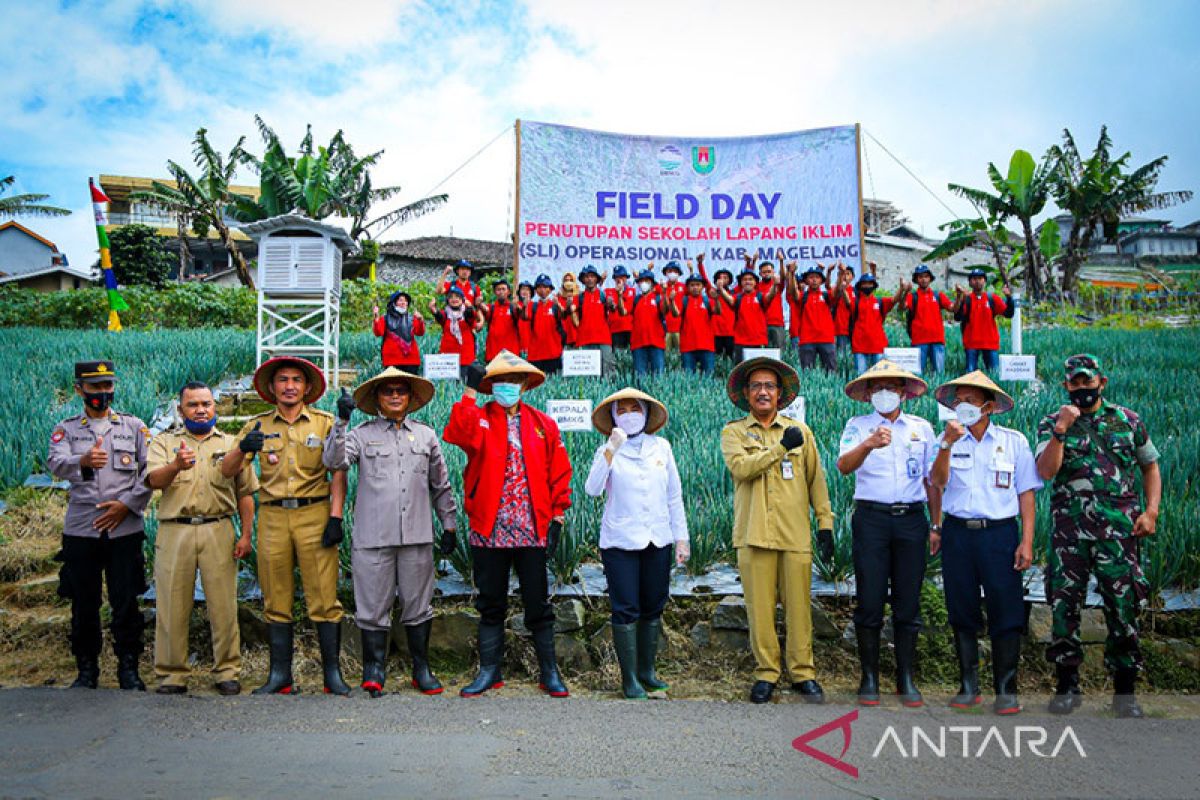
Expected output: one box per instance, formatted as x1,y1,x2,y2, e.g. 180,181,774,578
816,529,835,564
336,387,355,422
239,421,264,454
546,519,563,553
463,363,486,391
781,426,805,451
322,517,344,548
439,529,457,556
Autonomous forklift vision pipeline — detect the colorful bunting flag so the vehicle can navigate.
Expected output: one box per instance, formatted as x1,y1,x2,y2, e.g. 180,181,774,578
89,178,128,331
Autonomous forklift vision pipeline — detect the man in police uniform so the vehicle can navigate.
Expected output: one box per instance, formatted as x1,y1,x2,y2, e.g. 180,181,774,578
836,360,935,707
720,356,834,705
1036,354,1161,718
930,371,1041,715
146,381,258,695
221,356,350,695
47,360,152,690
325,369,458,697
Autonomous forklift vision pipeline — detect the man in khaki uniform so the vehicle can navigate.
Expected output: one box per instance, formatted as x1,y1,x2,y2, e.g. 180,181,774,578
221,356,350,695
325,369,458,697
721,356,834,705
147,381,258,695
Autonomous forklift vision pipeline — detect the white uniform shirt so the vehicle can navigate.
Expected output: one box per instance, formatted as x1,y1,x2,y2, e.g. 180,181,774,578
936,421,1042,520
584,434,689,550
838,411,934,503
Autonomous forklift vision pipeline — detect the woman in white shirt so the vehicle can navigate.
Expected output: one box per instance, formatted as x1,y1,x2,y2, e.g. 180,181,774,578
585,388,690,698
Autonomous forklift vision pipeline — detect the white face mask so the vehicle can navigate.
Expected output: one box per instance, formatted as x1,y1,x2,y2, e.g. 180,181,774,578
616,411,646,437
955,402,983,426
638,281,652,292
870,389,901,415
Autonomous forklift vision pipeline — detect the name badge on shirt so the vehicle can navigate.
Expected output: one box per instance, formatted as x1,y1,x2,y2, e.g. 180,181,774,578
992,459,1015,489
781,459,794,480
304,434,321,448
906,457,922,479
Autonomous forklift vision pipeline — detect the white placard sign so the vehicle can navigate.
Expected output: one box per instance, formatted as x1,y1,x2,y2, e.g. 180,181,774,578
937,402,957,422
741,348,782,362
999,354,1037,382
423,354,461,381
546,399,593,432
883,347,922,374
780,396,806,424
562,349,602,376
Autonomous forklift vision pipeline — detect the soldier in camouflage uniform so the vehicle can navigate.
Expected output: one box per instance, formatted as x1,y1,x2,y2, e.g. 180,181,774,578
1035,354,1162,718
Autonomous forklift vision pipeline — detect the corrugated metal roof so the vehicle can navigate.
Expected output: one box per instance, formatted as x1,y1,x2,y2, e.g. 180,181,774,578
380,235,511,267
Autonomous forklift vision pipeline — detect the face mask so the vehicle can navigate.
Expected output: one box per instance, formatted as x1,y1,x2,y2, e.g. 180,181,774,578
857,286,874,295
638,281,652,292
1069,387,1101,410
184,416,217,435
666,274,678,283
955,402,983,426
870,389,901,415
616,411,646,437
493,382,521,407
84,391,114,412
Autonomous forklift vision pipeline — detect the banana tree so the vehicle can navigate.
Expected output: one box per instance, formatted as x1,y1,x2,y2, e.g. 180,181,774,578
0,176,71,218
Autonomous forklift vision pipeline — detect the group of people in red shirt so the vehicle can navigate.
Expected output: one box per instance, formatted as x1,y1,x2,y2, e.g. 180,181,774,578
372,256,1016,378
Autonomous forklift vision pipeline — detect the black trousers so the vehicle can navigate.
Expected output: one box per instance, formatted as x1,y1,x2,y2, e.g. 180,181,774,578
57,532,146,659
851,506,928,633
601,544,672,625
611,331,631,350
714,336,735,360
471,546,554,632
530,358,562,375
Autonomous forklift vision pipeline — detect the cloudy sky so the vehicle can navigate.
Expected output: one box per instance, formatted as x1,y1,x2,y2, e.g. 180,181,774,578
2,0,1197,266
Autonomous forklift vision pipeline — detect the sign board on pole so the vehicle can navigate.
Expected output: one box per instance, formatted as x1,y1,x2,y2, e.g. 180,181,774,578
780,396,806,424
562,349,602,377
423,354,461,381
741,347,782,362
546,399,593,432
883,347,922,374
999,355,1037,382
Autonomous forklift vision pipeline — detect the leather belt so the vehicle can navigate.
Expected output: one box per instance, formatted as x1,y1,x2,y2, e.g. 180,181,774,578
855,500,925,516
162,515,230,525
263,496,329,509
945,514,1016,530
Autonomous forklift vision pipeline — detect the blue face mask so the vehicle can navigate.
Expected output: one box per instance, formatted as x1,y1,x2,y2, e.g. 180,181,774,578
493,382,521,408
184,416,217,435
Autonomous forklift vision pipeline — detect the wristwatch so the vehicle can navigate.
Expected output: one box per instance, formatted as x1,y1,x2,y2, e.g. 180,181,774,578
939,440,952,451
929,524,942,532
1052,430,1067,442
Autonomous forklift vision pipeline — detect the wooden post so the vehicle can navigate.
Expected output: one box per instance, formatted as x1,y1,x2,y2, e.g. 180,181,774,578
855,123,867,273
512,119,522,287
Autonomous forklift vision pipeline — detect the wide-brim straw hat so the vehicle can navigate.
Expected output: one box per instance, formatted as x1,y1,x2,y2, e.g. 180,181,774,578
726,356,800,412
254,356,326,405
478,350,546,394
353,367,436,416
843,359,928,402
592,387,669,436
934,370,1015,414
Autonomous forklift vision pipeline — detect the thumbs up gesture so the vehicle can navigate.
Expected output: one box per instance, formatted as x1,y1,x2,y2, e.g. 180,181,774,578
82,435,108,469
336,387,355,422
174,439,197,470
238,421,265,454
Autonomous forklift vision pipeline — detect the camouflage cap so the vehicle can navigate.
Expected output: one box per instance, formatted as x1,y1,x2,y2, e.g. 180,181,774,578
1064,353,1102,379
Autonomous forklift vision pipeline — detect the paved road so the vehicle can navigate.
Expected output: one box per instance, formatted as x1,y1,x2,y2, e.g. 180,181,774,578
1,687,1197,799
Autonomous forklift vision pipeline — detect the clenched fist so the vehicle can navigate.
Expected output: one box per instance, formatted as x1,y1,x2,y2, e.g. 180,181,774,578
864,426,892,450
81,435,108,469
1054,404,1081,434
174,440,197,471
943,420,966,444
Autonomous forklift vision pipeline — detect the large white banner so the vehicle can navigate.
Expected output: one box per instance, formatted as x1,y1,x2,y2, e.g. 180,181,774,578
516,121,863,286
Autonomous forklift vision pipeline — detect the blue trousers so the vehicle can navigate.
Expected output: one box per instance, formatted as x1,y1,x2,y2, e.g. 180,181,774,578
965,348,999,372
851,506,928,633
681,350,715,374
601,544,672,625
631,346,665,376
854,352,883,373
916,342,946,374
941,516,1025,640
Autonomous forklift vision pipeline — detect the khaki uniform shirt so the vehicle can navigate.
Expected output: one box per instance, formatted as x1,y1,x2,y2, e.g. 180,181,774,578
148,429,259,519
324,417,457,548
237,406,334,501
720,414,834,552
47,411,152,538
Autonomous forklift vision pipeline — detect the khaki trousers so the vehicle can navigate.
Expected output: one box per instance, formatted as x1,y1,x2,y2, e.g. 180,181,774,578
351,544,435,630
257,502,343,624
154,520,240,686
737,545,815,683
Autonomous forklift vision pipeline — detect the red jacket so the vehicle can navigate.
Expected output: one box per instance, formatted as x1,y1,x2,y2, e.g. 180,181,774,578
678,294,718,353
792,288,836,345
760,277,785,327
526,298,564,361
904,288,953,345
433,307,478,365
662,282,685,333
516,301,533,355
573,288,612,346
443,398,572,541
833,292,851,336
730,290,769,347
631,290,666,350
439,277,481,306
373,315,425,368
483,301,521,361
957,292,1010,350
849,293,895,355
558,296,578,345
607,286,634,334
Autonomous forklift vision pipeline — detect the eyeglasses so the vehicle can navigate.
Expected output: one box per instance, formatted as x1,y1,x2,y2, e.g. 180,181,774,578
748,381,779,393
378,385,410,397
